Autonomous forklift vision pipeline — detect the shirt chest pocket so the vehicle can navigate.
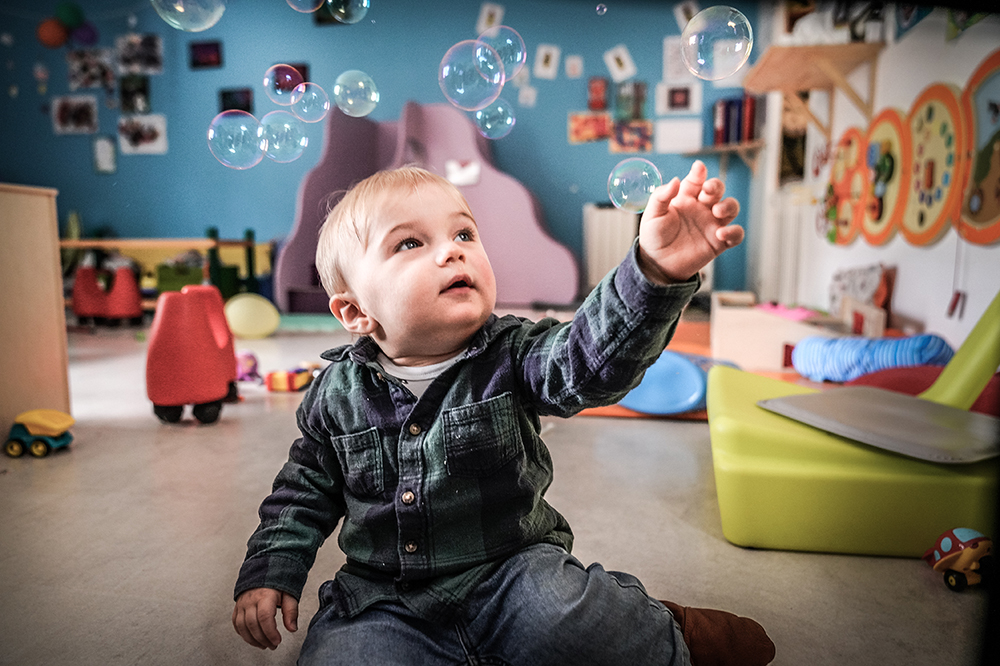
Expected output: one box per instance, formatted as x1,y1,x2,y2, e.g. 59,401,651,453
331,427,384,497
441,392,523,477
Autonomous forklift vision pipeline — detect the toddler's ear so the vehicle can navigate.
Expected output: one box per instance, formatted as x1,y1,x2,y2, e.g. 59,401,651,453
330,294,377,335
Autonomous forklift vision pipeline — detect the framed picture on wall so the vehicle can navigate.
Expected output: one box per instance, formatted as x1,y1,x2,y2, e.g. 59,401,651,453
116,34,163,75
93,135,116,174
220,88,253,114
118,114,168,155
189,41,222,69
52,94,98,134
610,120,653,153
120,75,150,113
533,44,561,80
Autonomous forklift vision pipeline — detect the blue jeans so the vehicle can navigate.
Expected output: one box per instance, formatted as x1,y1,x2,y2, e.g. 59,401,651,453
298,543,691,666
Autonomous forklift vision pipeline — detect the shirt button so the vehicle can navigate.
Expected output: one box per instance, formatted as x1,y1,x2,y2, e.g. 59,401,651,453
404,541,419,554
408,423,422,436
376,372,384,381
401,490,416,505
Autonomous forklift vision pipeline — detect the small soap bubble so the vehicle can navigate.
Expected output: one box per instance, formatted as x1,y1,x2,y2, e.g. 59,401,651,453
608,158,662,212
325,0,369,24
286,0,324,12
207,110,265,170
150,0,226,32
291,82,331,122
438,40,505,112
680,6,753,82
476,25,526,79
263,64,304,106
261,110,309,163
474,97,515,139
333,69,379,117
596,4,607,15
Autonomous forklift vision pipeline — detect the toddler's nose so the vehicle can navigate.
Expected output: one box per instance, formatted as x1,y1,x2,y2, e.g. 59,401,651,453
436,240,465,265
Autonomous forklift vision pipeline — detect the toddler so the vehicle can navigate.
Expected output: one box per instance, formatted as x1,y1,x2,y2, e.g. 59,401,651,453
233,164,774,665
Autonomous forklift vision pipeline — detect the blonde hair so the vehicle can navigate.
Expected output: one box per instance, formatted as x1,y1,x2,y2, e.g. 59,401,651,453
315,166,472,296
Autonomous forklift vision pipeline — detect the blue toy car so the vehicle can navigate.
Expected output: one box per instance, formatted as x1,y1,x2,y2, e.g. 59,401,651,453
4,409,75,458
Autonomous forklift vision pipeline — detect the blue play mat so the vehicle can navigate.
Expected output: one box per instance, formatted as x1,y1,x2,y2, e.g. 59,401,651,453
620,351,738,415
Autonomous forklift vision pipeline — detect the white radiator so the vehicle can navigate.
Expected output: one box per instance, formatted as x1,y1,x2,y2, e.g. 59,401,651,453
582,203,638,291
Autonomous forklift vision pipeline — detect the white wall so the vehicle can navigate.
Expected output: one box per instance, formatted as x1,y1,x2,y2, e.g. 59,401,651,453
795,9,1000,348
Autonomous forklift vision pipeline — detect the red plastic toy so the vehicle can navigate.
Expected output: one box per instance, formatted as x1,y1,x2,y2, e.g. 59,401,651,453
72,265,143,324
146,284,238,424
922,527,994,591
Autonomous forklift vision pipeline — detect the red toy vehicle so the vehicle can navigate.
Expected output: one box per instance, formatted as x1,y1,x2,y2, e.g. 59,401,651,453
922,528,994,591
146,284,237,424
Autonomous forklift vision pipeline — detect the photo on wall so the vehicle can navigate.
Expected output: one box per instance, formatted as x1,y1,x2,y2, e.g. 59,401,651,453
52,94,98,134
189,41,223,69
93,135,116,174
118,114,168,155
66,48,115,94
220,88,253,114
116,34,163,75
120,75,150,114
610,120,653,153
568,112,611,144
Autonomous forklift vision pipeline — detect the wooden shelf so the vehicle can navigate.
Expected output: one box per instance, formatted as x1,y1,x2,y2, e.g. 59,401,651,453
685,139,765,181
743,42,884,139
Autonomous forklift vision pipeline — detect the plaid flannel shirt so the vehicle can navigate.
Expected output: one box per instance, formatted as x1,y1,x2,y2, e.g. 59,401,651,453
234,243,698,621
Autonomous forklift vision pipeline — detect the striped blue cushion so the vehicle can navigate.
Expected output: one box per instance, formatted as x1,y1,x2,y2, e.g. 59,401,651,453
792,334,955,383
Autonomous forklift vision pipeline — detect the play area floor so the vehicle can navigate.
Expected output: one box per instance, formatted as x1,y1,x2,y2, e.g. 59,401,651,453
0,313,990,665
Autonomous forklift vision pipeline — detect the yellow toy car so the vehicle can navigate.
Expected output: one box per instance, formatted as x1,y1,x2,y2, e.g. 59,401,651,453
923,528,994,591
5,409,75,458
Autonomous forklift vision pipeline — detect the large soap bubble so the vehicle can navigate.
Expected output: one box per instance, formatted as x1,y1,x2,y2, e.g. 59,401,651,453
207,110,265,170
332,70,379,117
325,0,369,24
263,64,305,106
150,0,226,32
261,111,309,163
291,82,331,122
438,40,505,111
474,97,515,139
608,158,662,212
286,0,324,13
680,6,753,81
476,25,526,79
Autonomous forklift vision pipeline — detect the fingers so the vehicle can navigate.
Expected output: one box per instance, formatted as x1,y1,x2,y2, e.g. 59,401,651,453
644,177,681,216
233,589,283,650
678,160,708,199
711,196,741,224
281,593,300,633
716,223,745,248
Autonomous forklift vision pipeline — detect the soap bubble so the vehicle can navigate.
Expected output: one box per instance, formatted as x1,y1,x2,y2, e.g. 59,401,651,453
291,82,331,122
263,64,304,106
438,40,505,111
474,97,515,139
150,0,226,32
680,6,753,81
476,25,526,79
596,4,607,15
608,158,662,212
261,111,309,163
286,0,324,12
332,69,379,117
325,0,369,24
207,110,265,170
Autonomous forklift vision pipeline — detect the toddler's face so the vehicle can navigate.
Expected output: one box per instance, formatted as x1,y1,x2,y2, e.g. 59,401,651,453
341,182,497,363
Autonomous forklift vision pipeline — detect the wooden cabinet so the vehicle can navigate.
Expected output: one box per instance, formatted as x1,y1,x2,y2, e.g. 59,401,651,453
0,184,71,436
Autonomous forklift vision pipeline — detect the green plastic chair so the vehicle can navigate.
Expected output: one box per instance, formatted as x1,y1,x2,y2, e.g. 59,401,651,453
706,290,999,558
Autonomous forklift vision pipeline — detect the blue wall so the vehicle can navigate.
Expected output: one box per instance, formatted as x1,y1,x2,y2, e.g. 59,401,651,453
0,0,757,291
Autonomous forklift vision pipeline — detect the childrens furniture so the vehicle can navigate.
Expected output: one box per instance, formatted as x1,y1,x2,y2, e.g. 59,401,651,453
706,289,1000,557
0,184,70,439
146,284,237,424
273,101,579,312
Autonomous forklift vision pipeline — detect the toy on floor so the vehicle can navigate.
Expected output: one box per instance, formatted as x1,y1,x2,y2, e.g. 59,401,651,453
265,363,320,392
619,351,737,415
224,292,281,339
5,409,75,458
72,263,144,326
236,350,263,383
146,284,238,424
922,528,993,592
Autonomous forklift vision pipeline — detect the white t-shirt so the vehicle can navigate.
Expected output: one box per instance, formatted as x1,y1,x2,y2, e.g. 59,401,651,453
376,351,465,399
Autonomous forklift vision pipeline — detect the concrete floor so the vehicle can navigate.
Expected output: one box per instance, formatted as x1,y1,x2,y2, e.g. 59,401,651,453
0,322,991,665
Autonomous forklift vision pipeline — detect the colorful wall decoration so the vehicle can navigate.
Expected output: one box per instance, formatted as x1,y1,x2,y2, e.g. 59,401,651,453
861,107,910,246
958,48,1000,245
903,83,965,245
823,126,866,245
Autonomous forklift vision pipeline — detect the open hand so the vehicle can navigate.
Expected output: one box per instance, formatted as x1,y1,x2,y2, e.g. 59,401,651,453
637,160,743,284
233,587,299,650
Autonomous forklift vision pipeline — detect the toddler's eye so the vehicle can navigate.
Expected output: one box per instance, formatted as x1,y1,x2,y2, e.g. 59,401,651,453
455,229,474,242
397,238,420,251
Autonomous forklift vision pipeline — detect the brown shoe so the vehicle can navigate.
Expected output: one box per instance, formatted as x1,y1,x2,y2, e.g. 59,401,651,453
660,600,775,666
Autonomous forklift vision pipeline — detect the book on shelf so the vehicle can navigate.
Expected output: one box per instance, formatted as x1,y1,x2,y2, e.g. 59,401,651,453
712,93,764,146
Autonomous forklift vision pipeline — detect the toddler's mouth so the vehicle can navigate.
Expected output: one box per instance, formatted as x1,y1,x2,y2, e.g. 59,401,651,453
443,276,473,292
